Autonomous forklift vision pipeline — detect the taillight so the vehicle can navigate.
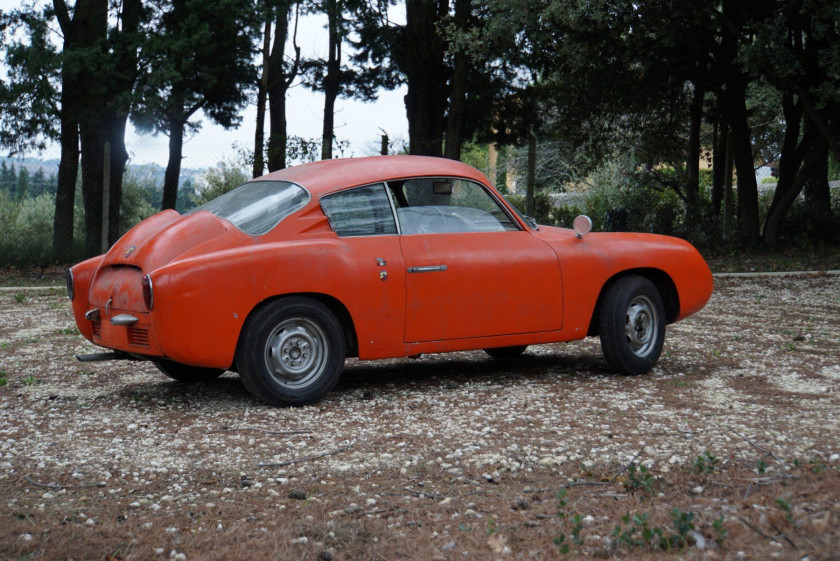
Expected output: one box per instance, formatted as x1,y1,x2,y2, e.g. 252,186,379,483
66,268,75,301
142,274,154,310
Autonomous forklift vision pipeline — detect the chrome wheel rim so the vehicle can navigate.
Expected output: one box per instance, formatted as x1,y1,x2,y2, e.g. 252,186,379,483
625,295,658,357
264,317,329,389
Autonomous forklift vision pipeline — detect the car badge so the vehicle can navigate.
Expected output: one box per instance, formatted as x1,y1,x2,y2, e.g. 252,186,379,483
379,271,388,281
124,245,137,258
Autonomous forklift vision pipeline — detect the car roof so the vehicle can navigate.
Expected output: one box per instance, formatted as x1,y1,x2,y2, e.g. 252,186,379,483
256,155,493,197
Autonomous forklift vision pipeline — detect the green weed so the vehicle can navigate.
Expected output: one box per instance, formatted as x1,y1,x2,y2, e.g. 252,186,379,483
626,462,654,493
712,516,727,548
693,452,719,474
485,515,497,536
775,497,794,524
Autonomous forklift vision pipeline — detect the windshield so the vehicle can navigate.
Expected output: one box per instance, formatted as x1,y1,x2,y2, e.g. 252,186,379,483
191,180,309,236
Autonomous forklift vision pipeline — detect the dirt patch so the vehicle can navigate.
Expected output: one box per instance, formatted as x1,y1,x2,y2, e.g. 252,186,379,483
1,276,839,560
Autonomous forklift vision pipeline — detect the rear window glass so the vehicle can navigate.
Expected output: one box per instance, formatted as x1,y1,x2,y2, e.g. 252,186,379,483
191,180,309,236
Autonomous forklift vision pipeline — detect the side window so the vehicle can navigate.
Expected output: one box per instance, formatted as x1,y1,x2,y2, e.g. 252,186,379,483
320,183,398,237
394,178,519,234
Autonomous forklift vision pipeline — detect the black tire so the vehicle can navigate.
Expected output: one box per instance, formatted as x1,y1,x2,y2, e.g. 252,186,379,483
598,276,665,375
483,345,528,359
236,297,346,406
154,360,225,383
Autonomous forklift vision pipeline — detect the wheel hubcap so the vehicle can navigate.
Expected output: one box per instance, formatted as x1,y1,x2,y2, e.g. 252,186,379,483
625,295,658,357
265,318,328,388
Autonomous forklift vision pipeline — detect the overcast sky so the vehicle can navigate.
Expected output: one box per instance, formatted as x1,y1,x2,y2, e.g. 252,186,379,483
1,1,409,169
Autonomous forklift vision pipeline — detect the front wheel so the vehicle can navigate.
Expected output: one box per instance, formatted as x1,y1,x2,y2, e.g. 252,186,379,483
598,276,665,375
236,297,346,406
154,360,225,383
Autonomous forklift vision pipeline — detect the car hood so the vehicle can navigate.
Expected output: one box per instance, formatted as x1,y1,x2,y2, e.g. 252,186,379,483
103,210,231,273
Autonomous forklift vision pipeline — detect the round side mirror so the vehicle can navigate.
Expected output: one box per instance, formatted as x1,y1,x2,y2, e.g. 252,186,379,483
573,215,593,238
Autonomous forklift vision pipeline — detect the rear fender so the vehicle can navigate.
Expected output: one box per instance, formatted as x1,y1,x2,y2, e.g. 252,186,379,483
70,256,105,342
148,240,356,368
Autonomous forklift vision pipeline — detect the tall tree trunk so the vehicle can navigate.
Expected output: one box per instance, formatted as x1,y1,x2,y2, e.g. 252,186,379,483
763,93,804,232
267,3,296,172
107,113,130,244
722,130,734,241
254,19,272,177
321,0,341,160
53,0,109,258
53,115,79,262
79,124,107,256
53,0,81,262
685,83,705,219
711,117,727,221
728,89,760,246
804,148,833,241
104,0,142,244
763,136,827,247
162,115,184,211
443,0,469,161
720,0,759,246
403,0,449,157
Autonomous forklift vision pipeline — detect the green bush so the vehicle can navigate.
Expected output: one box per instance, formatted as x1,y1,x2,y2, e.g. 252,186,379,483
0,192,56,265
191,158,251,206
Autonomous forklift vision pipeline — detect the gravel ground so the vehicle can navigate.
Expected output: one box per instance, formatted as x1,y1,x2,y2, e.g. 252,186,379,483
1,274,839,560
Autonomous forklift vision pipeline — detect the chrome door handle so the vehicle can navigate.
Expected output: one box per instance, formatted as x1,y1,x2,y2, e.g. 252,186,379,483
407,265,448,273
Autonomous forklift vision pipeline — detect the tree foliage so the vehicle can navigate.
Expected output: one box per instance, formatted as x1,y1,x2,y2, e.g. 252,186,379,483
132,0,258,210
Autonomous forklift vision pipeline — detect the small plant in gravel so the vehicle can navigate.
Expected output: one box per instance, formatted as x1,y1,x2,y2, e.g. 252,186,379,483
611,509,698,552
0,370,7,386
553,488,575,554
626,462,655,493
756,459,768,473
20,374,41,386
809,458,826,474
570,514,585,548
612,512,655,548
485,515,497,536
713,516,727,548
693,452,719,474
14,293,26,303
775,497,795,524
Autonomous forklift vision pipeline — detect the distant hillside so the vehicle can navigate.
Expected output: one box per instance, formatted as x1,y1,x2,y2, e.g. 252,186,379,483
0,157,207,189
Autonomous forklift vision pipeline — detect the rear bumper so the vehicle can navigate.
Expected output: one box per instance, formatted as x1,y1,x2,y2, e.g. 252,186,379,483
81,308,165,356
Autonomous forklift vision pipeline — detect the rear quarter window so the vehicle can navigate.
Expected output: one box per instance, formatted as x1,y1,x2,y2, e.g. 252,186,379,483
191,180,309,236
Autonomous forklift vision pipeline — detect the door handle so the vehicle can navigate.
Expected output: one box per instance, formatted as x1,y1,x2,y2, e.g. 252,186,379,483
407,265,448,273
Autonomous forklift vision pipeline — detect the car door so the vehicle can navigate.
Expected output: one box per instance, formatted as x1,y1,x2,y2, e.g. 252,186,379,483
394,178,564,343
319,183,406,359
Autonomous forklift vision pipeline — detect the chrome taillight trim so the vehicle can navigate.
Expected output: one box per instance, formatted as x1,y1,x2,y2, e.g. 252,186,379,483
142,274,154,311
66,268,74,301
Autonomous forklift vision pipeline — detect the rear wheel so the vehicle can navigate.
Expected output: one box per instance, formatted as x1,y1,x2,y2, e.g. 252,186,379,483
237,297,345,406
483,345,528,359
154,360,225,383
598,276,665,375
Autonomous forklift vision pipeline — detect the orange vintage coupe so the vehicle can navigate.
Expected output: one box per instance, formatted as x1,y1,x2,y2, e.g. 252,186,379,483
67,155,713,406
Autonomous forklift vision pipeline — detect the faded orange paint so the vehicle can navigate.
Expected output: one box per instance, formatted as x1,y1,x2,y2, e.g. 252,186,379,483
69,155,713,370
